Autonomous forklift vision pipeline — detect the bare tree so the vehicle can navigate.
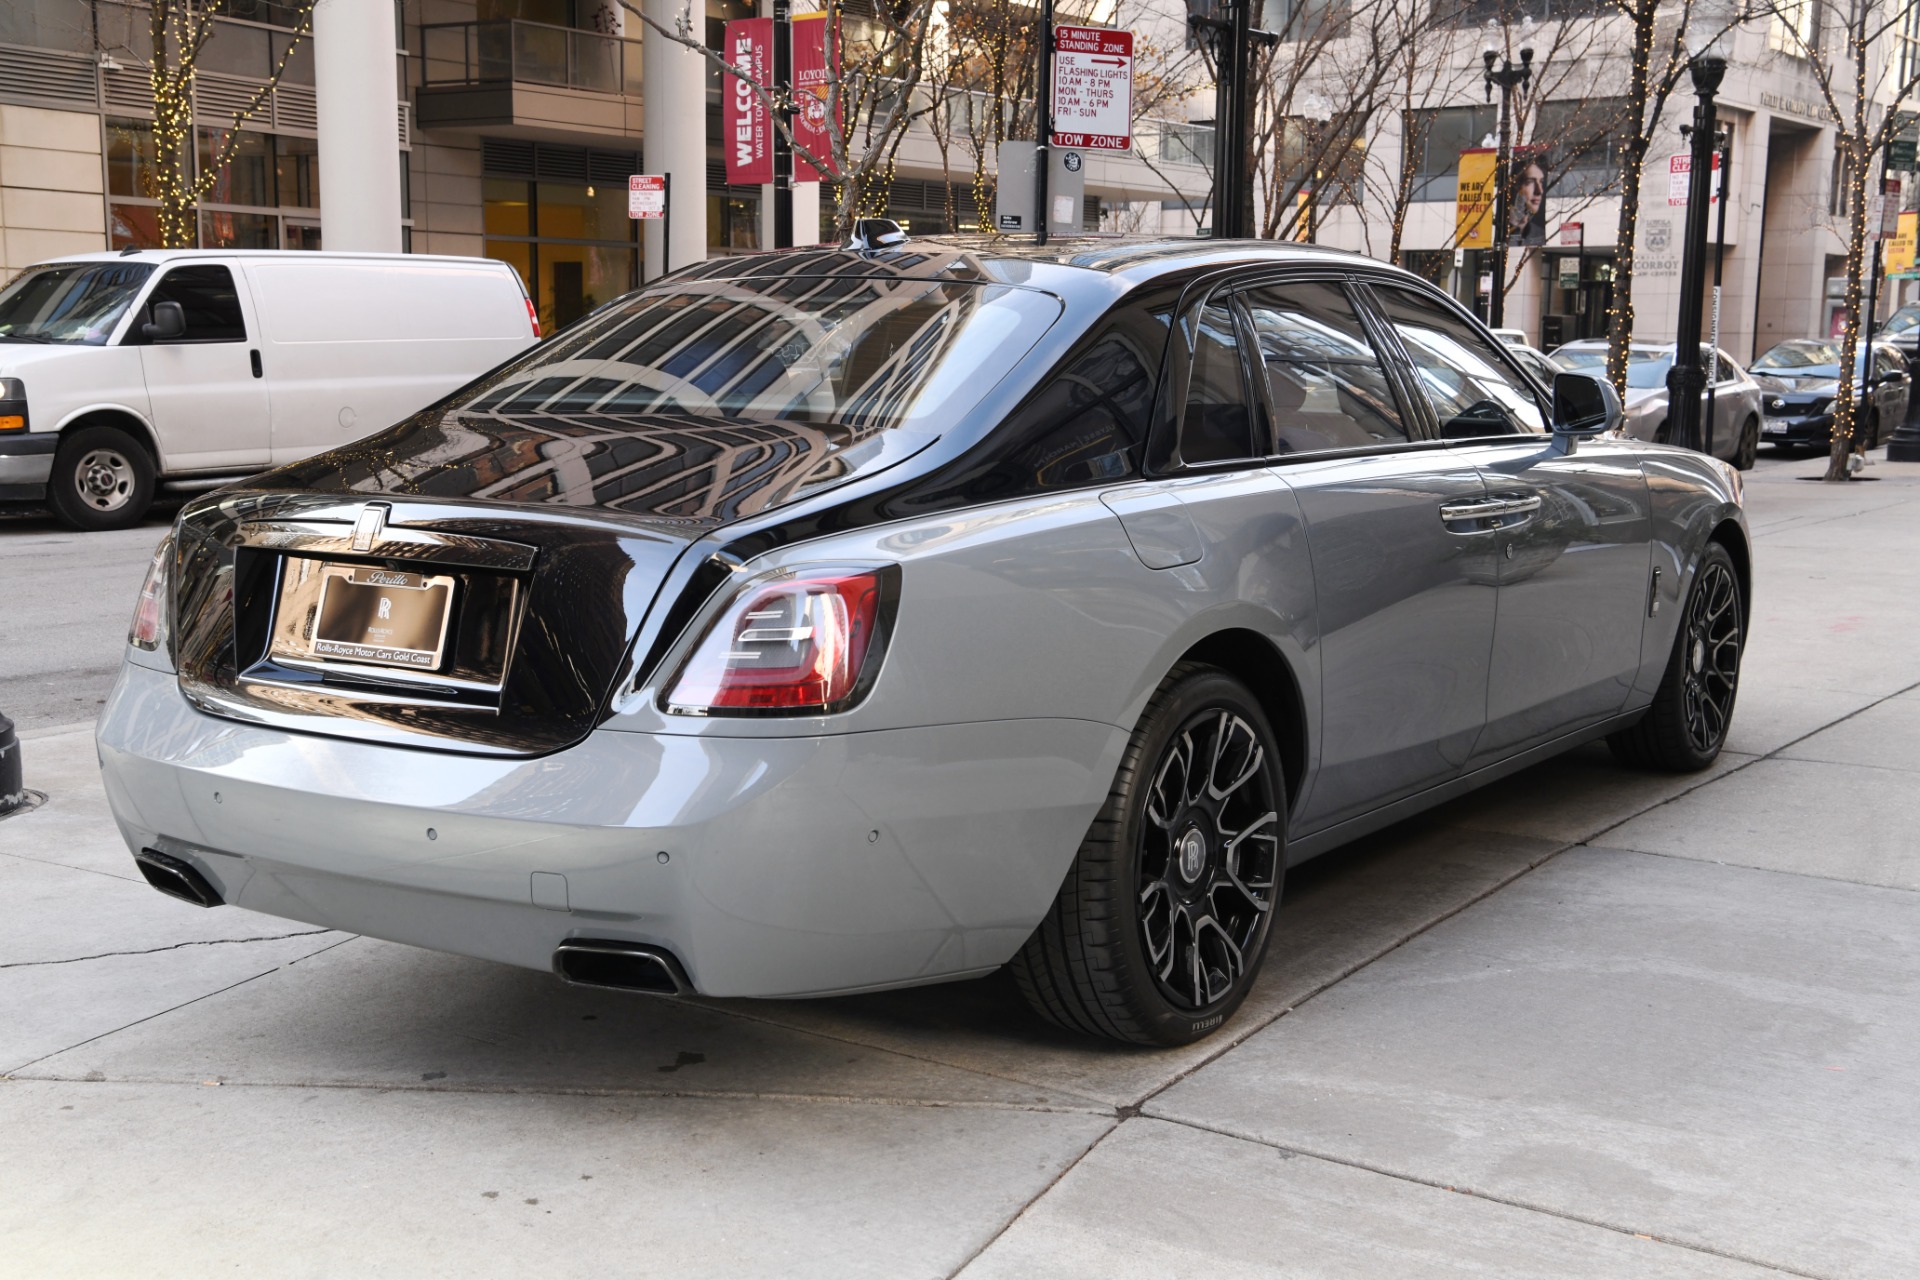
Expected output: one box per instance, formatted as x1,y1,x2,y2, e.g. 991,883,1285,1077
96,0,316,248
1773,0,1920,479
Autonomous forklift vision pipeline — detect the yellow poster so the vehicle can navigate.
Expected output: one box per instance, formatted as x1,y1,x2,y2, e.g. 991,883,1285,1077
1456,148,1497,249
1886,210,1918,275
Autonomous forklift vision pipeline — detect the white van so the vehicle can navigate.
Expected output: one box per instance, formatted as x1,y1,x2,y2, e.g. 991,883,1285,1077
0,250,540,529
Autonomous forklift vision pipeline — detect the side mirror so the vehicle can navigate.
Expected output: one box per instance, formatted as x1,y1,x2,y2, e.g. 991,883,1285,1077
142,300,186,342
1550,372,1619,453
1876,369,1903,386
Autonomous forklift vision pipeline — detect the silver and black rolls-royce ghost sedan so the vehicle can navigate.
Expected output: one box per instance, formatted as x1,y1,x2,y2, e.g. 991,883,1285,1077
99,237,1749,1046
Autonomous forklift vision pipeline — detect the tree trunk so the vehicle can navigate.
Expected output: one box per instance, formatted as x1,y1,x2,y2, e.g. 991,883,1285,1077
1606,0,1658,399
1828,130,1873,481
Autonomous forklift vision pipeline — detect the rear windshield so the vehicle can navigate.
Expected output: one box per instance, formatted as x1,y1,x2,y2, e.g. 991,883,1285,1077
1883,305,1920,338
462,276,1061,437
0,261,154,346
1554,347,1670,389
1752,340,1839,372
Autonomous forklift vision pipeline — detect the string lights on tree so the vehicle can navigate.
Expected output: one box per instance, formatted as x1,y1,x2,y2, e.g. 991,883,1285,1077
144,0,316,250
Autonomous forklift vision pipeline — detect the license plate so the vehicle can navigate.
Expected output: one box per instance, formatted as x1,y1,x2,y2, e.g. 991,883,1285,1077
1762,422,1788,435
274,561,455,671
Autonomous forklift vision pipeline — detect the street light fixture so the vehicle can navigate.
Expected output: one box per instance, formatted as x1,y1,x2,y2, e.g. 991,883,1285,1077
1482,37,1534,329
1667,9,1734,454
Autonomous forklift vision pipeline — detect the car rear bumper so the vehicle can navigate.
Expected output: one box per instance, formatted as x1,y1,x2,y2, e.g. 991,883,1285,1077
95,661,1125,998
1761,413,1831,445
0,431,55,499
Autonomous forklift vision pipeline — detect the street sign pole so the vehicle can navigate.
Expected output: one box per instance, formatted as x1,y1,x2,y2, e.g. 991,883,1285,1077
1035,0,1054,245
1705,126,1731,459
772,0,793,248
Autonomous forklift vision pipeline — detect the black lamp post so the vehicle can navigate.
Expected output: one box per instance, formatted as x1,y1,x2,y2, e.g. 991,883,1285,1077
1190,0,1278,239
1483,41,1533,330
1667,45,1729,454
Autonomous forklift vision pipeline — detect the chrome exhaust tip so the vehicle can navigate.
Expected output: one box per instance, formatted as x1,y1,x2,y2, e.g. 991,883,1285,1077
553,939,689,995
134,848,224,908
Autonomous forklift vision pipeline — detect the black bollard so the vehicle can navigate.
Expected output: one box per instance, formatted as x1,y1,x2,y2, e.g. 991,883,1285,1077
0,713,21,814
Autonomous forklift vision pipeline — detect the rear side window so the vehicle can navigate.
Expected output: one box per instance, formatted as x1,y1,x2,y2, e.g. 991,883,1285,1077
995,311,1168,489
1241,282,1407,453
1373,286,1545,439
1180,302,1256,464
145,265,246,342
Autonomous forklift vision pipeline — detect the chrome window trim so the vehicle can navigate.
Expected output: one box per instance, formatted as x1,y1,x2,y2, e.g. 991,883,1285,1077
237,518,539,572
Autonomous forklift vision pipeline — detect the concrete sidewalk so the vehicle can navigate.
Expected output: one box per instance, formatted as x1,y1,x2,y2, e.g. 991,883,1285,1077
3,452,1917,1278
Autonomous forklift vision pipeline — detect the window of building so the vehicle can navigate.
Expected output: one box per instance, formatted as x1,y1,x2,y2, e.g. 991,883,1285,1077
107,117,324,252
1274,118,1366,210
1407,105,1497,202
484,175,639,333
1533,97,1633,198
1902,1,1920,93
1770,0,1818,55
1270,0,1349,39
1437,0,1605,25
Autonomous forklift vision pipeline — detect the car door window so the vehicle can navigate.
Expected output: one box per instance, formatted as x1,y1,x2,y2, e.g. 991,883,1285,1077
141,265,246,343
1240,281,1407,454
1179,301,1256,464
1713,349,1741,385
1373,287,1546,439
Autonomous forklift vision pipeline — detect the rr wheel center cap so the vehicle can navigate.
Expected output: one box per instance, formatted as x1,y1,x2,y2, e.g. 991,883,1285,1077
1175,827,1209,884
1692,637,1705,673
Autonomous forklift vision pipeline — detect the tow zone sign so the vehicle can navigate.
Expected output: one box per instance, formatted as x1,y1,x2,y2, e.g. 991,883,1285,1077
1051,25,1132,151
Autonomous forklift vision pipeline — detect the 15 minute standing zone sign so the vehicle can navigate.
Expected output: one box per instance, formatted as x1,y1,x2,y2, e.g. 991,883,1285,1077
1051,25,1133,151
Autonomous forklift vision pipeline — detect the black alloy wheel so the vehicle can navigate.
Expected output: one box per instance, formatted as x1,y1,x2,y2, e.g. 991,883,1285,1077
1609,542,1744,772
1735,418,1759,470
1012,664,1285,1046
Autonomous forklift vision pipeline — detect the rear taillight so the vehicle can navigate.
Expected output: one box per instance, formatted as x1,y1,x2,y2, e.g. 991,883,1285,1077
663,567,896,715
525,297,541,338
129,534,173,652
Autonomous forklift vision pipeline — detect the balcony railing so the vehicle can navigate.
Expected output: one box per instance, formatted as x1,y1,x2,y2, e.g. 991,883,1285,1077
422,20,640,97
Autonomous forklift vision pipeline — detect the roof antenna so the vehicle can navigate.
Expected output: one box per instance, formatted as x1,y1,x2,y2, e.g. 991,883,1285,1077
118,246,143,256
847,219,909,252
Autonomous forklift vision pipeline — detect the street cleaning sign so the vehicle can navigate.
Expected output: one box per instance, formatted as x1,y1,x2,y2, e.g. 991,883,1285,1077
627,175,665,219
1051,25,1133,151
1667,151,1721,205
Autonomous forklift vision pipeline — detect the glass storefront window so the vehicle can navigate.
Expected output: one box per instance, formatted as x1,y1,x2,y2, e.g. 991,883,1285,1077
484,177,533,236
276,135,320,208
198,128,275,208
708,193,760,252
200,210,278,249
286,223,323,250
109,203,163,250
534,181,630,241
107,118,160,199
483,174,636,333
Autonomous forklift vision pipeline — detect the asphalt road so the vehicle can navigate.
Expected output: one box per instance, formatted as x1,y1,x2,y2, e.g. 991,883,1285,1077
0,504,177,731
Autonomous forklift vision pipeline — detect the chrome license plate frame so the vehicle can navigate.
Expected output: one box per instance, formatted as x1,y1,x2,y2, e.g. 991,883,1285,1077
272,560,457,673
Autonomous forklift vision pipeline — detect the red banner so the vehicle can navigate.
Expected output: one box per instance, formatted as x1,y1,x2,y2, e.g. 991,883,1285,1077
723,18,773,185
792,11,840,182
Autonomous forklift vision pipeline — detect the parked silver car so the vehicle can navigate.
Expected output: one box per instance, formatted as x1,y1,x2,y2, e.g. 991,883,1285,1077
1550,339,1764,469
98,238,1750,1046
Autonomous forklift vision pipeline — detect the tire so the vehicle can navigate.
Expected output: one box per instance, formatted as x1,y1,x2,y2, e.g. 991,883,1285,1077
1011,663,1286,1046
1735,417,1759,470
1862,411,1881,450
1608,542,1744,772
48,424,156,531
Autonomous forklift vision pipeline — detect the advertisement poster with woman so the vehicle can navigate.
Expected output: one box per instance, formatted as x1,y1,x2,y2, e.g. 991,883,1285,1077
1509,146,1548,247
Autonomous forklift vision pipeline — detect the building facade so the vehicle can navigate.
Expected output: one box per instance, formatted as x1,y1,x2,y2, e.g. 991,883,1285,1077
0,0,1212,334
1297,2,1918,362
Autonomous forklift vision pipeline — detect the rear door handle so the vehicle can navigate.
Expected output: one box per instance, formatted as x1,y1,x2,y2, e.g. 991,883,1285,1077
1439,494,1541,531
249,348,263,378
